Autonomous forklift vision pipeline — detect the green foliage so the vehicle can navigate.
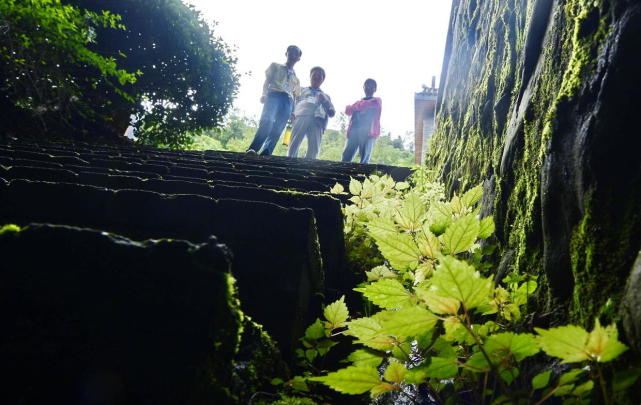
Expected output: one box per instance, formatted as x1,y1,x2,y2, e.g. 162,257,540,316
187,113,415,166
0,0,137,137
283,174,632,405
62,0,238,147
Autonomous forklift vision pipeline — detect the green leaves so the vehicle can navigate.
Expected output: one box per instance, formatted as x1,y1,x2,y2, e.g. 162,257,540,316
536,319,627,363
355,279,414,309
430,256,494,310
378,306,438,337
310,366,380,395
324,296,349,329
441,214,480,254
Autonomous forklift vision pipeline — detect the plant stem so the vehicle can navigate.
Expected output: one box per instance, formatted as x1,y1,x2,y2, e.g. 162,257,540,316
596,363,610,405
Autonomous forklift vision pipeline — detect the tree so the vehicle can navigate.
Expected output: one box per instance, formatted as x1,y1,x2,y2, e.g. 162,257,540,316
63,0,239,147
0,0,137,139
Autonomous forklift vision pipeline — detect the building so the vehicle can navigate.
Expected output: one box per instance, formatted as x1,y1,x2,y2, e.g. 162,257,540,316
414,77,438,165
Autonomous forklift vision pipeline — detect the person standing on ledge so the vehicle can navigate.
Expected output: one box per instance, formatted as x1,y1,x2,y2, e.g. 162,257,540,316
287,66,335,159
341,78,382,164
247,45,302,156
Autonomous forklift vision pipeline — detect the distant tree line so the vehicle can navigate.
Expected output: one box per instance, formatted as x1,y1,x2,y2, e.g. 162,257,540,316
0,0,238,147
189,112,416,167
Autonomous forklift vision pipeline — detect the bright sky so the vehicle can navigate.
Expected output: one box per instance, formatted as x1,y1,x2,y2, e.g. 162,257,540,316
183,0,452,142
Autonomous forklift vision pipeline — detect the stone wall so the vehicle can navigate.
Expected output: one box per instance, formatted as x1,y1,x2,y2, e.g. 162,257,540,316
426,0,641,348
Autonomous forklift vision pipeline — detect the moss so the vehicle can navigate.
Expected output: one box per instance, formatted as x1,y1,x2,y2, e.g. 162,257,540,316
0,224,21,235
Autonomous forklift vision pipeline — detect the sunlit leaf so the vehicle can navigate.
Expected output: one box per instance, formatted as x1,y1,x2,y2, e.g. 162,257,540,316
366,265,398,282
441,214,480,254
571,380,594,396
430,256,493,310
345,317,382,341
417,227,441,259
461,185,483,208
379,306,438,337
349,177,362,195
384,361,407,383
535,325,590,363
309,366,380,394
370,382,395,398
347,349,384,368
395,192,426,232
429,201,453,234
324,295,349,328
478,216,495,239
330,183,345,194
355,279,414,309
585,319,628,362
484,332,540,362
304,318,326,340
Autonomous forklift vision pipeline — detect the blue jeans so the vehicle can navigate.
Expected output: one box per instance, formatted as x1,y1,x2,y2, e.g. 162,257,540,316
341,130,376,163
247,92,292,155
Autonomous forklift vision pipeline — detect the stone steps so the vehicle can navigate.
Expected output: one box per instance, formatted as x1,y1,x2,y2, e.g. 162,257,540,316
0,138,411,403
0,178,323,358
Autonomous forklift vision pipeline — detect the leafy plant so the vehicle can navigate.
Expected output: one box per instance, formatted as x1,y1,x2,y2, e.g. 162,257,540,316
282,173,633,405
0,0,138,137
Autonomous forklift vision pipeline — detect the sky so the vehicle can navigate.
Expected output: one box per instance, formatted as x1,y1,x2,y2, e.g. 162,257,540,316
183,0,452,142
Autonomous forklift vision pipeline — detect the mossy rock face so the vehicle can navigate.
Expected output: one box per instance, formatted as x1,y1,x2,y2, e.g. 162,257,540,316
427,0,641,340
0,224,242,404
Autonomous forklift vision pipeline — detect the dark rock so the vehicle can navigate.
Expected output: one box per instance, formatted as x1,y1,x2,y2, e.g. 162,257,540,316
0,223,240,404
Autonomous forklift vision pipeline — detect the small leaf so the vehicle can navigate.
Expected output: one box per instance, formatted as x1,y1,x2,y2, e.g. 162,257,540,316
379,305,438,337
613,368,641,392
416,287,461,315
330,183,345,194
366,265,398,282
441,214,481,254
304,318,326,340
309,366,381,395
395,192,426,232
355,279,414,309
271,377,284,385
384,361,407,383
345,317,382,341
430,256,494,310
396,181,410,190
417,227,441,259
429,202,453,234
287,375,309,392
532,370,552,390
484,332,540,362
478,216,495,239
349,177,362,195
425,357,459,379
370,382,395,397
571,380,594,396
559,369,586,385
535,325,590,363
585,319,628,362
324,296,349,328
461,185,483,208
347,349,384,368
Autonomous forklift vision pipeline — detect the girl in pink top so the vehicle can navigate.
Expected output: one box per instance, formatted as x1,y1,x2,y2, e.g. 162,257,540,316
341,79,382,164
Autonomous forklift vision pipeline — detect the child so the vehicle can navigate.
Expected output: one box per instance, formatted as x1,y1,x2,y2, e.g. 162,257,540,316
247,45,302,156
341,78,382,164
287,66,335,159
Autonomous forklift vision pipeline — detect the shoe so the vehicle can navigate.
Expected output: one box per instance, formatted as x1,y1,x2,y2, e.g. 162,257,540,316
245,149,257,156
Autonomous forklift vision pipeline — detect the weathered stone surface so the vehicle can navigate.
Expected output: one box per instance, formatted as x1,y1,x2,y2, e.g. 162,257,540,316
427,0,641,340
0,223,239,404
0,179,323,358
621,251,641,353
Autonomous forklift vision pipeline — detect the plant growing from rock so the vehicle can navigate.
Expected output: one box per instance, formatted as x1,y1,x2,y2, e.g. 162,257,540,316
280,173,637,405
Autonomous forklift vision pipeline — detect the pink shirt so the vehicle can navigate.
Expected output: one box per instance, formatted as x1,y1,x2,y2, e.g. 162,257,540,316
345,97,382,138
